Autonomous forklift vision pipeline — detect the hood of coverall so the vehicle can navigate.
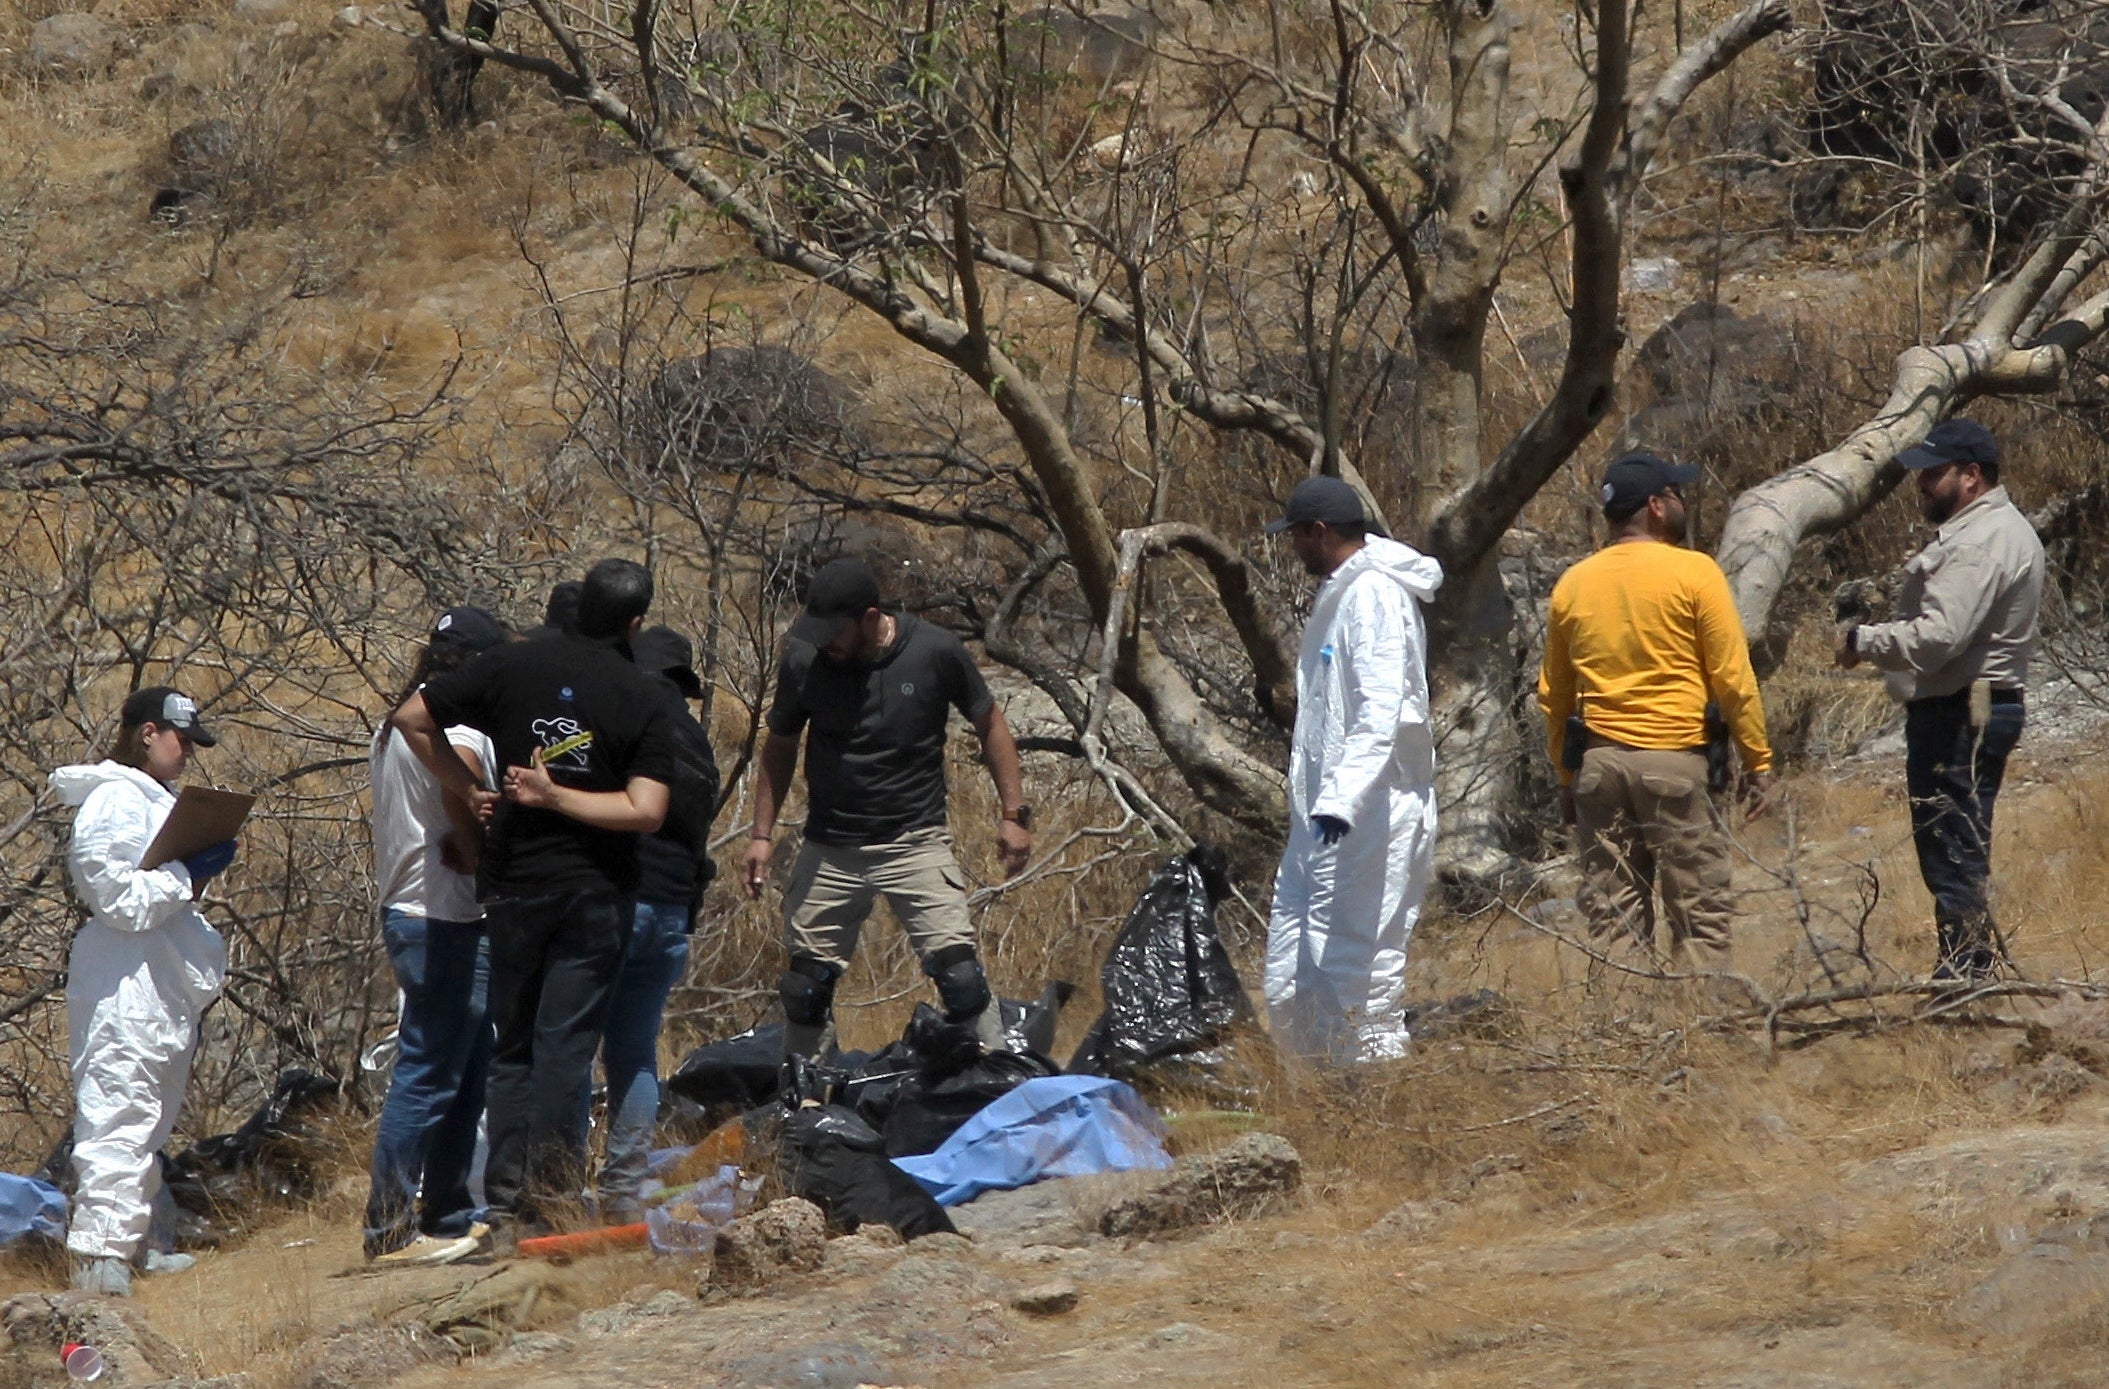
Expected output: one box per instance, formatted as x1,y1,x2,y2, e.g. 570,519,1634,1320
1324,534,1443,607
50,760,174,808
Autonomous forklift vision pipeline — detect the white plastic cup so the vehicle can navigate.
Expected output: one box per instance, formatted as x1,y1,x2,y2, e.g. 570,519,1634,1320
63,1343,105,1382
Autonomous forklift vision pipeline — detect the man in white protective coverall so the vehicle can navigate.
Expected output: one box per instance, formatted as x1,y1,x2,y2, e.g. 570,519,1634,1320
51,687,238,1296
1264,476,1444,1065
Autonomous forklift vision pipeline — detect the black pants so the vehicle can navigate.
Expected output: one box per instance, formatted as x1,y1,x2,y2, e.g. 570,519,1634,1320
1904,691,2024,957
481,889,631,1226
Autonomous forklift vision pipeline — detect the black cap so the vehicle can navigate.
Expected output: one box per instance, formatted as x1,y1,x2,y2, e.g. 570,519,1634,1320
789,558,882,646
1897,418,2000,472
120,686,218,747
1264,475,1368,534
633,625,704,698
1599,450,1700,518
430,606,507,654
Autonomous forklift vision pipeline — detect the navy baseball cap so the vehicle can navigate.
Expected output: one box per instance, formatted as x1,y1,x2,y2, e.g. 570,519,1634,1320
633,625,704,698
789,558,882,646
1897,419,2000,471
430,606,507,654
120,686,218,746
1599,450,1700,518
1265,475,1368,533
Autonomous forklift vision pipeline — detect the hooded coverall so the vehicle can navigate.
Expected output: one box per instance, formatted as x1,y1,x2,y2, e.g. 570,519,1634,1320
50,761,226,1263
1267,536,1444,1065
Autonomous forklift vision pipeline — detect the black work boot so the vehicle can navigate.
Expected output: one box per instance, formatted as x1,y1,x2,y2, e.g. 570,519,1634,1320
1933,917,2001,984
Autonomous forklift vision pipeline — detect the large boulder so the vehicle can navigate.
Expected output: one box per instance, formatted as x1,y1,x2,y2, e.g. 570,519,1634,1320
1098,1132,1302,1238
1613,304,1802,468
29,13,123,75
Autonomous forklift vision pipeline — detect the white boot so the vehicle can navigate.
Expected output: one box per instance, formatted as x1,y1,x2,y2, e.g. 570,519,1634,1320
70,1254,132,1297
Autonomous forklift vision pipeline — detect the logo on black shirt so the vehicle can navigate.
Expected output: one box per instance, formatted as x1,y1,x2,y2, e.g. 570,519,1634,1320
531,715,595,770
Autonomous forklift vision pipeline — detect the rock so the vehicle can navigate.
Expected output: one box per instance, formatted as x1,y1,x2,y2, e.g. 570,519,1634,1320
334,5,363,26
723,1340,891,1389
1364,1197,1459,1242
708,1198,827,1292
1625,256,1680,292
166,117,241,195
234,0,289,15
906,1230,975,1256
503,1331,575,1360
1010,1280,1080,1315
293,1323,456,1389
1098,1133,1301,1239
29,13,123,75
1956,1241,2109,1337
820,1231,906,1277
1009,6,1159,85
0,1291,199,1384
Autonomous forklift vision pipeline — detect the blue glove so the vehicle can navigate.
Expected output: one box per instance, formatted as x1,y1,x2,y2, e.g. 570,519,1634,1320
182,839,237,885
1311,815,1350,847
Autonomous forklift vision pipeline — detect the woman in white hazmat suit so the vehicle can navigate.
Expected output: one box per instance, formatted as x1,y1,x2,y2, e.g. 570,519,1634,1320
1266,479,1443,1065
49,687,237,1296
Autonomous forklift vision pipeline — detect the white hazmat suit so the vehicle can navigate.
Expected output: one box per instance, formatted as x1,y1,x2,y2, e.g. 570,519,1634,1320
50,761,226,1263
1267,536,1443,1064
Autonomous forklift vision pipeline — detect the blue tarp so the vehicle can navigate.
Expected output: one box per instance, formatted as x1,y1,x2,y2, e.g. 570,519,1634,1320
891,1075,1172,1206
0,1173,67,1247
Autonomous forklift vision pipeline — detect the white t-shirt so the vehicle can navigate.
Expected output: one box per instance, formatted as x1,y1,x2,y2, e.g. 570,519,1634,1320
370,721,497,922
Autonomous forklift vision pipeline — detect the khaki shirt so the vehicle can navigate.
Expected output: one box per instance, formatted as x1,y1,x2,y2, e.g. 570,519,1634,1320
1857,486,2044,702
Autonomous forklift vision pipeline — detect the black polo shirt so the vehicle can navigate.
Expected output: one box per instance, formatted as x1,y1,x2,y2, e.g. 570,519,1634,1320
634,673,721,910
421,632,677,899
767,614,994,845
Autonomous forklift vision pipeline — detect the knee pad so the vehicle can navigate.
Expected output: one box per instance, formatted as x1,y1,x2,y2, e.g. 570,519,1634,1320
778,955,841,1028
924,944,992,1023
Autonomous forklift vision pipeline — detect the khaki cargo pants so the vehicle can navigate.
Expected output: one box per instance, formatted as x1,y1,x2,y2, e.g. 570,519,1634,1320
783,825,977,969
1572,745,1734,968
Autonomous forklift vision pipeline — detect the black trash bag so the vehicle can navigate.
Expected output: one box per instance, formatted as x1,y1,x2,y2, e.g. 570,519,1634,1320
1067,844,1260,1095
163,1068,341,1217
666,1022,787,1118
873,1004,1061,1159
778,1103,954,1239
1000,981,1075,1057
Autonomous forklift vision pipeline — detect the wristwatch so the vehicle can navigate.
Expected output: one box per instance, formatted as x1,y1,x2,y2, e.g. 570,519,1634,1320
1002,805,1033,830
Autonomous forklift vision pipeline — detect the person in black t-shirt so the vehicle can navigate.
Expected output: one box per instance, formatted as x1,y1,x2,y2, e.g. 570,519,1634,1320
588,625,720,1220
392,558,674,1239
743,558,1032,1061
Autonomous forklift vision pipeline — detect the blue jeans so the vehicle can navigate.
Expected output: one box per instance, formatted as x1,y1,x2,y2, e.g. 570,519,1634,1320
595,900,690,1217
1905,691,2025,961
363,912,492,1256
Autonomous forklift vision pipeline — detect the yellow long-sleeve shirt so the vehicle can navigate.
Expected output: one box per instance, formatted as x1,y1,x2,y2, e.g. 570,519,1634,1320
1537,539,1772,783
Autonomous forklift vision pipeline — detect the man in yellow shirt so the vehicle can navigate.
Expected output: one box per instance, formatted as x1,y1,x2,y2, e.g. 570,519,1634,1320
1537,452,1773,971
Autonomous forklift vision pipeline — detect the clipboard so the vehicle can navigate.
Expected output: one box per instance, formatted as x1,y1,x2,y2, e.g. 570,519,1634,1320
141,786,257,869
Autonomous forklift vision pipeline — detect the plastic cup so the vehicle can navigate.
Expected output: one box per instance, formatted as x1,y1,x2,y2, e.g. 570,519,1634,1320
62,1343,105,1382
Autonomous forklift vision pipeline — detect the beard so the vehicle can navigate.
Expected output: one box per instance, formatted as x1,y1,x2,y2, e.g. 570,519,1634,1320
1920,492,1957,525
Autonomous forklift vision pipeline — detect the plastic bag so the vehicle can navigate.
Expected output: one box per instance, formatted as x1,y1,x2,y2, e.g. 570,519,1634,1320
1067,845,1260,1098
778,1104,954,1239
642,1163,749,1255
163,1068,341,1216
0,1173,67,1248
874,1005,1061,1158
892,1075,1172,1206
666,1023,787,1119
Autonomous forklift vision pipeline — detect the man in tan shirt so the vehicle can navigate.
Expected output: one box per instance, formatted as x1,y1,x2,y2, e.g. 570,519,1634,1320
1837,418,2044,980
1539,452,1773,972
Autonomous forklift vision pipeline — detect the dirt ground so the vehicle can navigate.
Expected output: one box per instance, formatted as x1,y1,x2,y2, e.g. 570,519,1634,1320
6,722,2107,1388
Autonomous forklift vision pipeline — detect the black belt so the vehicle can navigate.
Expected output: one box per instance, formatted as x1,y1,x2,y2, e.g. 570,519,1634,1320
1910,687,2023,707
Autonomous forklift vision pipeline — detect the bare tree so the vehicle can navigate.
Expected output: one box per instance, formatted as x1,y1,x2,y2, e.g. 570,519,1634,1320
1719,2,2109,648
0,189,527,1159
413,0,1789,884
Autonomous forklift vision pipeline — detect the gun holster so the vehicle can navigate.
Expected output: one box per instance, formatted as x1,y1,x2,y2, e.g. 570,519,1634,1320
1562,713,1588,773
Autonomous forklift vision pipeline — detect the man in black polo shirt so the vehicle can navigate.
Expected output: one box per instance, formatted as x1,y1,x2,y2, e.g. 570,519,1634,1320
392,558,674,1236
743,558,1032,1061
